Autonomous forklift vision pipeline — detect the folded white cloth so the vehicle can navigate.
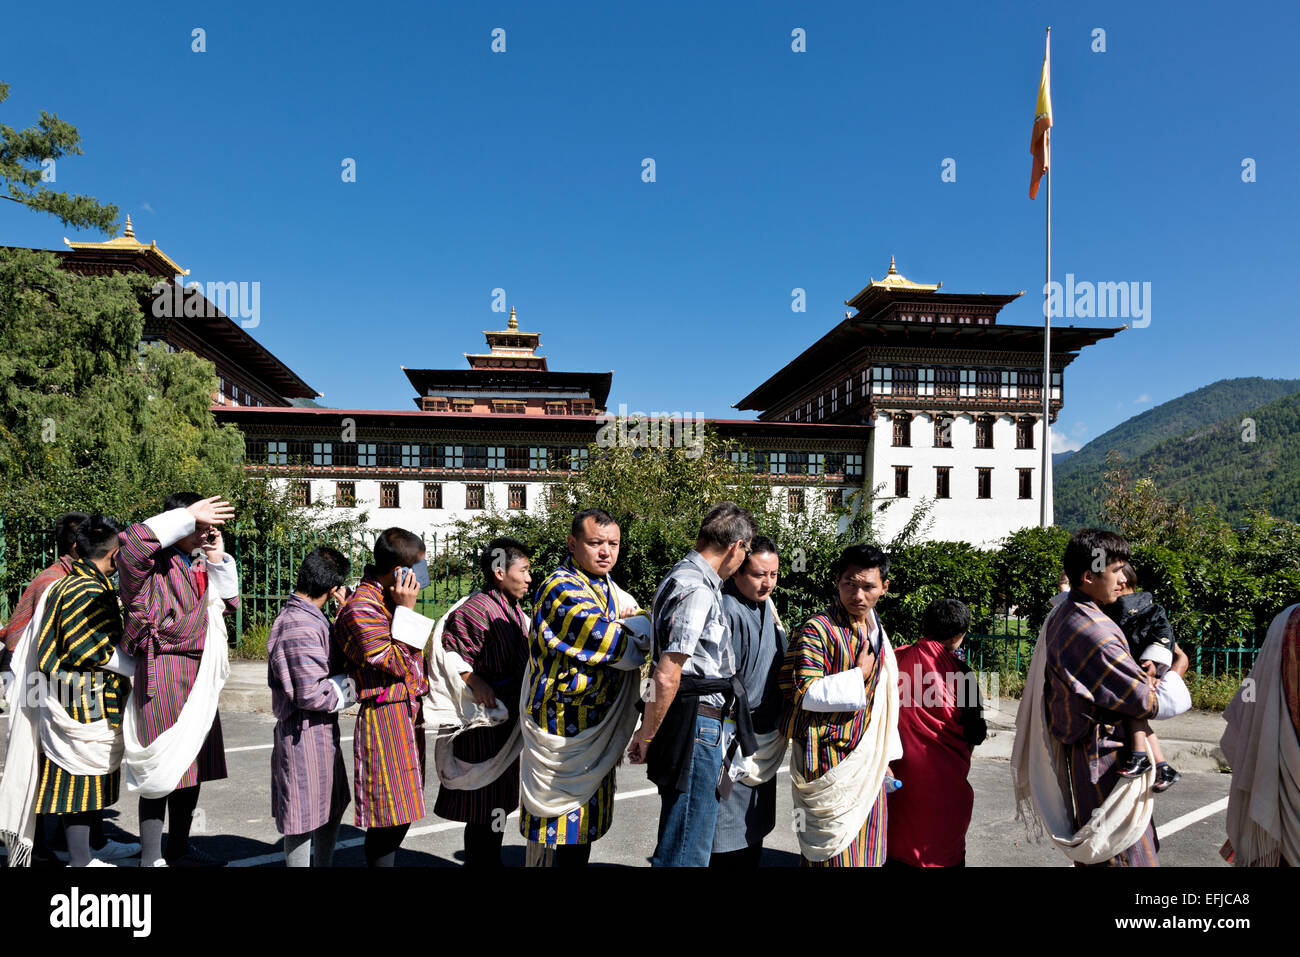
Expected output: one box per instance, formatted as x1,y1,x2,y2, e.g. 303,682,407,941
790,622,901,862
122,589,231,798
423,595,523,792
39,675,124,778
1220,603,1300,867
518,580,645,823
391,605,436,650
1010,604,1156,865
0,589,54,866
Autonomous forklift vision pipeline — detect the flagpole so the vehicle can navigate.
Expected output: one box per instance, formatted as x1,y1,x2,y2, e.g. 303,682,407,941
1039,26,1052,527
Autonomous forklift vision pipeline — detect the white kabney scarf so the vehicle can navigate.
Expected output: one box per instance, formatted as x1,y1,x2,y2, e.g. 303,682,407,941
1010,601,1155,865
1220,602,1300,867
518,579,650,824
0,587,127,866
0,589,53,867
790,620,902,862
423,594,523,792
122,588,231,799
732,598,790,787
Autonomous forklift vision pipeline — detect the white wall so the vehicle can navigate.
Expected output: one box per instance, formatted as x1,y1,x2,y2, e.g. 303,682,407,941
289,476,857,541
868,412,1048,546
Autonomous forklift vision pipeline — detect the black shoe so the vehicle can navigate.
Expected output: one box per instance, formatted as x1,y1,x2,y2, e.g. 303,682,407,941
1117,753,1152,778
1153,764,1181,793
165,845,226,868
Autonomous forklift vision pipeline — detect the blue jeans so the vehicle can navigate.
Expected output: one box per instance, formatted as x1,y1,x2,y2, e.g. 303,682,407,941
651,714,724,867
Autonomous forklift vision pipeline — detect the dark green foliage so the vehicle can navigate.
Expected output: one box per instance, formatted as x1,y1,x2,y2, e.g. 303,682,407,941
992,525,1072,631
0,82,119,233
1055,377,1300,527
879,540,996,644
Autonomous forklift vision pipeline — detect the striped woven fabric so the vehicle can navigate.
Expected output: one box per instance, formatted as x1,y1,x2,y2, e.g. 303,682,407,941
32,559,127,814
1,557,72,652
333,579,428,828
432,588,529,825
1044,591,1161,867
780,599,882,781
117,520,235,788
267,594,350,835
519,557,633,847
1282,605,1300,739
801,786,888,868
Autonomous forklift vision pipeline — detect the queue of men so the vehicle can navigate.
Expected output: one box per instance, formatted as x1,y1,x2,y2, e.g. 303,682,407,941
1,501,1297,868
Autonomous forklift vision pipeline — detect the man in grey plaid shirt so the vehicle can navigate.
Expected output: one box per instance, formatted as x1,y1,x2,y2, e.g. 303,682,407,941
629,502,756,866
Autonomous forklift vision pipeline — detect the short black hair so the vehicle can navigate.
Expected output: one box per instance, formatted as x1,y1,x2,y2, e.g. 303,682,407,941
164,492,204,512
739,535,779,573
373,527,425,575
295,546,351,599
1118,561,1138,590
1063,528,1131,588
696,501,756,551
922,598,970,643
833,544,890,583
570,508,617,538
54,512,89,557
75,514,121,561
480,537,531,586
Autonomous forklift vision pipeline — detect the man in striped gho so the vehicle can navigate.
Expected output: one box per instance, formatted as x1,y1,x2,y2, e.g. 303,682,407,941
267,546,356,867
780,544,903,867
28,516,135,867
518,509,650,867
118,493,240,868
431,536,532,867
333,527,435,867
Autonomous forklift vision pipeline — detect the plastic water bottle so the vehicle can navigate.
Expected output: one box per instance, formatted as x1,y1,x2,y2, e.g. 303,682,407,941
885,777,903,794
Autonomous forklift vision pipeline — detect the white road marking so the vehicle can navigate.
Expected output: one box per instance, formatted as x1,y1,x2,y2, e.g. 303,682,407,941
1159,797,1230,837
229,767,789,867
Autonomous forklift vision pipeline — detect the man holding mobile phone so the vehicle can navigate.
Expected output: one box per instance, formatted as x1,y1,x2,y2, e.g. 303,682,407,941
332,527,436,866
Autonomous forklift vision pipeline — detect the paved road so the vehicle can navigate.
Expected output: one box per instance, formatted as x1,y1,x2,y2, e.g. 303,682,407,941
1,709,1231,867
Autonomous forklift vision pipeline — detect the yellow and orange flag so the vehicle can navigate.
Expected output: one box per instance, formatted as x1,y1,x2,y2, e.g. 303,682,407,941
1029,31,1052,200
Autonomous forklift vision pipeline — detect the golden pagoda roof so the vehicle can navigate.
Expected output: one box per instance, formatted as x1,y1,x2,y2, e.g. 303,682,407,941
63,215,189,276
863,256,940,293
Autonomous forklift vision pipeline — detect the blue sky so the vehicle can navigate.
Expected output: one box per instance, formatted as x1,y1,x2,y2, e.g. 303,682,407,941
5,0,1297,452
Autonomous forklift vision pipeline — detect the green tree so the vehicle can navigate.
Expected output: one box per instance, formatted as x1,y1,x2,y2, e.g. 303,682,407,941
0,248,361,602
993,525,1071,631
449,426,936,630
0,82,118,233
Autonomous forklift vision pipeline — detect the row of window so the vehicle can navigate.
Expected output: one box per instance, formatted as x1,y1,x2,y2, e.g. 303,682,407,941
217,375,266,408
295,481,853,514
892,312,993,325
893,466,1035,500
260,440,590,471
420,397,597,416
726,451,864,477
254,439,864,476
295,481,535,511
891,414,1036,450
785,367,1063,423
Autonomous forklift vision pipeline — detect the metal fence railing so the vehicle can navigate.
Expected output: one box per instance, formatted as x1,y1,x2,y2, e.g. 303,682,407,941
0,514,1269,673
963,619,1262,679
0,516,477,654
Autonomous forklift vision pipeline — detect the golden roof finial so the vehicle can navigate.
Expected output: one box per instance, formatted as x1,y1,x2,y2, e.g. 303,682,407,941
863,256,941,293
123,215,135,239
507,306,518,330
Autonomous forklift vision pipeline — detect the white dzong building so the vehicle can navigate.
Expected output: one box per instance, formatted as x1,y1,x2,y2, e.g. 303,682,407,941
734,259,1123,546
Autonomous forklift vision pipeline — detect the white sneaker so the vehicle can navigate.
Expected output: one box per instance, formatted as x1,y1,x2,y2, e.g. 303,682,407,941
95,839,142,861
141,858,168,868
83,859,118,867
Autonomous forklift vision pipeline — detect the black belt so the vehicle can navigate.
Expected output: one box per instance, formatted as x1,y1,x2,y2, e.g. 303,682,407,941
698,704,724,719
